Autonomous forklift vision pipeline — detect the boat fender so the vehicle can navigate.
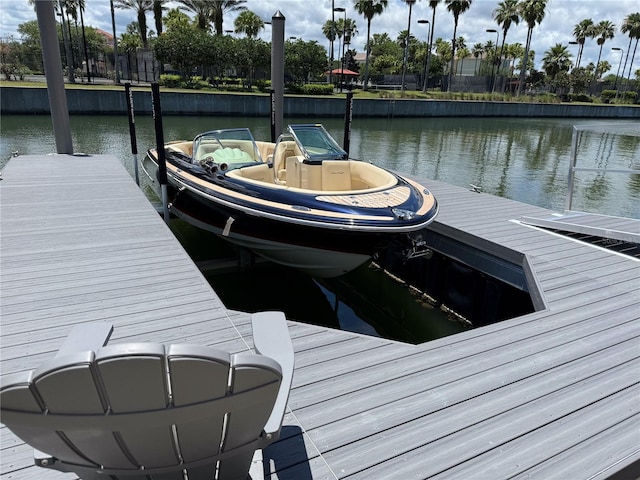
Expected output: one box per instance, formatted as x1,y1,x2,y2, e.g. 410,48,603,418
223,217,235,237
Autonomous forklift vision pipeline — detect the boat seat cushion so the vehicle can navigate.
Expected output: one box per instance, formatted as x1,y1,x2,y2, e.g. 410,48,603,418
213,147,253,165
286,156,303,188
322,161,352,191
273,141,299,178
228,164,273,184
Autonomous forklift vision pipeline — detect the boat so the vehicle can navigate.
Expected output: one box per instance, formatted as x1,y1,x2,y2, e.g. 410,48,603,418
142,124,438,278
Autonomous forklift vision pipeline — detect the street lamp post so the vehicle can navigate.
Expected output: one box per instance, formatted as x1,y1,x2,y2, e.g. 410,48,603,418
333,7,346,93
486,28,499,94
418,19,429,93
612,47,624,99
401,0,416,95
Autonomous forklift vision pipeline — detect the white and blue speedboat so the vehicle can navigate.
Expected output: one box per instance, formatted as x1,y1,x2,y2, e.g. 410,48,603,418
143,124,438,277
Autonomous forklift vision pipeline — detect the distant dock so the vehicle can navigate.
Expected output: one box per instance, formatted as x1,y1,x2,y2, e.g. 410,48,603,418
1,153,638,479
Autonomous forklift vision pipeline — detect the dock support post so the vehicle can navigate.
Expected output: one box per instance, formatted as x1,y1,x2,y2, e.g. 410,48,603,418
124,83,139,186
343,91,354,155
270,11,285,140
151,83,170,223
35,0,73,154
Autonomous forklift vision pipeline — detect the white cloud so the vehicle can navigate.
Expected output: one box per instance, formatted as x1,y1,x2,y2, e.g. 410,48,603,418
1,0,637,72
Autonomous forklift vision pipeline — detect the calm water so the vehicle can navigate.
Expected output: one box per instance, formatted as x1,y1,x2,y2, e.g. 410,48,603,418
2,114,638,343
2,115,638,217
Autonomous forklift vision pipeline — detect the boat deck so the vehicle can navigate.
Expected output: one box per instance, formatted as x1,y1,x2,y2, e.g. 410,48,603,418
1,154,638,479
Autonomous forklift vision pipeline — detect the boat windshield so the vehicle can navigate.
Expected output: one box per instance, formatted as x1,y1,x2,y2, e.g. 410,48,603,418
288,124,348,161
192,128,262,170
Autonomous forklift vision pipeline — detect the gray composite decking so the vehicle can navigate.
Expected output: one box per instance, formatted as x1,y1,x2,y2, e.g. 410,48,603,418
521,211,640,244
1,154,638,479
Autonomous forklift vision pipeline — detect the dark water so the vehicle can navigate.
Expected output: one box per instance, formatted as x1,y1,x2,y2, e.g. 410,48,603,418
2,114,638,343
169,219,467,343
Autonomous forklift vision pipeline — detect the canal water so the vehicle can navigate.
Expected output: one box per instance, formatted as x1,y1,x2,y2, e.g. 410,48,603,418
2,115,638,343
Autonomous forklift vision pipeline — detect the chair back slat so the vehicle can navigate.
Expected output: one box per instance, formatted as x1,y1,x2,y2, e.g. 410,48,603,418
217,354,282,479
1,370,97,467
167,344,229,466
32,352,137,469
95,344,180,468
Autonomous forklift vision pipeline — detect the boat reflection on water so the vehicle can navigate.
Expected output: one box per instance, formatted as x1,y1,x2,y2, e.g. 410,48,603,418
171,219,467,344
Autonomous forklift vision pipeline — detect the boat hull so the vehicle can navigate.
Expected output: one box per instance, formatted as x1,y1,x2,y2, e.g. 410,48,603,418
172,204,372,278
141,133,438,278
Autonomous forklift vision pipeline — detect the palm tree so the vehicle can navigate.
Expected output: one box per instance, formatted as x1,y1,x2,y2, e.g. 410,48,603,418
492,0,519,82
322,19,338,78
50,0,76,82
354,0,388,91
444,0,472,92
336,18,358,44
472,42,484,74
178,0,212,30
620,12,640,84
234,10,263,38
152,0,166,36
423,0,441,92
572,19,594,68
211,0,246,36
114,0,153,48
434,36,452,65
399,0,417,94
506,42,524,74
516,0,547,95
65,0,91,81
334,17,357,89
542,43,572,81
457,46,470,75
592,20,615,83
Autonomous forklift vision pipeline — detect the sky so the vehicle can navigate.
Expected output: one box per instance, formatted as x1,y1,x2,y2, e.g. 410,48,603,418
1,0,638,73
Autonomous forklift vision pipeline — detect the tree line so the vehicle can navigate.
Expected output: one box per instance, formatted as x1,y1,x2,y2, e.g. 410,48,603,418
2,0,639,99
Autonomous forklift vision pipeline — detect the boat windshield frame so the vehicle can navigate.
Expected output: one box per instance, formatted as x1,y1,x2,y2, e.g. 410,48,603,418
288,124,348,162
192,128,263,170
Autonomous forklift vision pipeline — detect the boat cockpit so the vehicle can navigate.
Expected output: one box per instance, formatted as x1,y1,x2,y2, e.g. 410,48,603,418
184,124,397,193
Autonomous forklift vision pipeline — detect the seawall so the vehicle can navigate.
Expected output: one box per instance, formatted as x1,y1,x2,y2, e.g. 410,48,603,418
2,85,639,118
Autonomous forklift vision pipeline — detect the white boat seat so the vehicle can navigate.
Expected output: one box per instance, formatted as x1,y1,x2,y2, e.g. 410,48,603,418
273,141,298,184
286,156,303,188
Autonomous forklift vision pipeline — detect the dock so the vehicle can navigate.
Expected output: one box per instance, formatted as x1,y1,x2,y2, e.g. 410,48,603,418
2,154,639,479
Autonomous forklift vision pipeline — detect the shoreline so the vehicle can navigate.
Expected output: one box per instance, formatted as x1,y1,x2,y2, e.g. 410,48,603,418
1,85,638,118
